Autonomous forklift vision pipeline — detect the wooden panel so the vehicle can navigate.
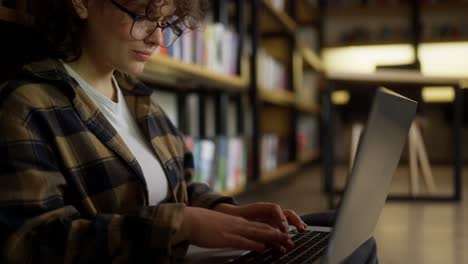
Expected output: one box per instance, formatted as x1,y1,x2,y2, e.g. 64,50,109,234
142,54,249,91
261,105,293,135
301,47,324,72
259,88,296,106
296,102,321,114
298,150,321,164
0,7,16,23
326,5,409,18
262,38,291,64
325,39,411,48
260,0,296,33
260,162,300,183
296,0,319,25
222,185,245,196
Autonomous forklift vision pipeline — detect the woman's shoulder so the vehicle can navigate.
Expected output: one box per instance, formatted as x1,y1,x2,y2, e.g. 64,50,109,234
0,73,72,119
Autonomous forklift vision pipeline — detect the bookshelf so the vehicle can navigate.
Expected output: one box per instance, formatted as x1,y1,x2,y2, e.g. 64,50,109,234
251,0,323,190
260,0,297,33
324,1,468,48
259,88,296,106
142,54,249,92
0,7,16,23
296,102,320,114
299,150,321,165
260,161,300,184
325,5,409,18
295,0,319,25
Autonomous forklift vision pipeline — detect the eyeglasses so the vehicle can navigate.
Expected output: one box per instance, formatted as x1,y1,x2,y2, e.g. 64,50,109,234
110,0,185,47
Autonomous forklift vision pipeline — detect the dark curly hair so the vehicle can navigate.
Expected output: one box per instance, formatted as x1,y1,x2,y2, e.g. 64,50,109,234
26,0,209,62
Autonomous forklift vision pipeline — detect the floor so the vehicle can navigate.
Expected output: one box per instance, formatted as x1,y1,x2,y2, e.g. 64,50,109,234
235,165,468,264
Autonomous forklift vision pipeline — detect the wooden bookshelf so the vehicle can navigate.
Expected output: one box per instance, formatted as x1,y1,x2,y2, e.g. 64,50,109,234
295,0,319,25
261,162,300,183
259,87,296,106
422,2,468,13
142,54,249,92
325,5,409,18
300,47,324,72
421,37,468,44
0,7,16,23
298,150,321,164
222,185,245,197
260,0,297,33
296,102,321,114
325,39,411,48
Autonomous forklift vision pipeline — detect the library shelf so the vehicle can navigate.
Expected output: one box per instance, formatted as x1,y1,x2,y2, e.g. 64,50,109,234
0,7,16,23
300,47,325,72
258,87,296,106
421,37,468,44
260,0,297,34
324,39,411,48
298,150,321,164
142,54,249,92
296,102,321,114
222,185,245,197
422,2,468,13
260,162,300,184
296,0,319,25
325,5,409,18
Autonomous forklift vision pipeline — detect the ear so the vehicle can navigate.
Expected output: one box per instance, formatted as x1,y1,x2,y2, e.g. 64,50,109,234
71,0,89,19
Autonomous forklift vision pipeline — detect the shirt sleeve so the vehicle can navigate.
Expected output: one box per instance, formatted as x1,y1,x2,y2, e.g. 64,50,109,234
0,107,187,263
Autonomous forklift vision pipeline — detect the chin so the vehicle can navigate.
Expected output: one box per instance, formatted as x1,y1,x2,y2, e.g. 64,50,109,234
120,61,147,75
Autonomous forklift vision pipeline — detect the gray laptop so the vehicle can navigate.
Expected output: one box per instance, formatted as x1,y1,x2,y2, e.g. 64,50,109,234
183,87,417,264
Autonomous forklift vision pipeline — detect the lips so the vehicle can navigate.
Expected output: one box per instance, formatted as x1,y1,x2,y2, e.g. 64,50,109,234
133,50,153,61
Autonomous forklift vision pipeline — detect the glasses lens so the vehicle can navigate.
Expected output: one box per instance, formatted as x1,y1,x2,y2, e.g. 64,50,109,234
131,16,187,47
131,19,152,40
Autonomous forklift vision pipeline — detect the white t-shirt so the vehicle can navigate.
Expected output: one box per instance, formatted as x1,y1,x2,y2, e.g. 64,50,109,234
63,63,168,205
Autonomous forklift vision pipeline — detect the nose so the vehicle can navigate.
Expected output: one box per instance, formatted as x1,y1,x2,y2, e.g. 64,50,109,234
145,28,163,47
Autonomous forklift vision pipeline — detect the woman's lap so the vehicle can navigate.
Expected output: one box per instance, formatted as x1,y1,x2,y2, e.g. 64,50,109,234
301,211,378,264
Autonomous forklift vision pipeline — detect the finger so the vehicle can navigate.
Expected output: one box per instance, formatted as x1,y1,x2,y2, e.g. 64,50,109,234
241,221,291,246
250,203,289,233
225,233,266,252
268,204,289,233
284,209,308,232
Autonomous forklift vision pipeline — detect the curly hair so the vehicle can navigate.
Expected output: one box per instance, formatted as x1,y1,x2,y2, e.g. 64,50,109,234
27,0,209,62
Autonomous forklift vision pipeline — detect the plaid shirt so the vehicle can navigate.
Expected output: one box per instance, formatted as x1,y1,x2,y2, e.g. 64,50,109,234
0,59,235,263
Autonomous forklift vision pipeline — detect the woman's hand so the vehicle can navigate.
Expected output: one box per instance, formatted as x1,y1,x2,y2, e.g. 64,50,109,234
213,203,308,233
182,206,294,252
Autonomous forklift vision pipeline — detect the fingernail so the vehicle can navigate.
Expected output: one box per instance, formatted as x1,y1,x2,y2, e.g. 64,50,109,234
280,246,287,253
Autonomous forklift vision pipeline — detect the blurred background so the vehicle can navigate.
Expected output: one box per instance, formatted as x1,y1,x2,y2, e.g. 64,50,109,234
1,0,467,263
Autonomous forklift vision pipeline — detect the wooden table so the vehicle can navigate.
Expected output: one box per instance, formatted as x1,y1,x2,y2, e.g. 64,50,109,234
323,71,466,207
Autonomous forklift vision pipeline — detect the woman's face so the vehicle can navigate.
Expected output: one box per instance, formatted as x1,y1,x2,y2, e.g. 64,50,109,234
80,0,175,74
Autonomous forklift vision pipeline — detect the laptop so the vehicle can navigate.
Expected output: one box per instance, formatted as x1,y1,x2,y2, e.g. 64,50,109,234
182,87,417,264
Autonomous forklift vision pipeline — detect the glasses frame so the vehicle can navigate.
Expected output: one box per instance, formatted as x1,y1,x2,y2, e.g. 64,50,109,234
110,0,184,47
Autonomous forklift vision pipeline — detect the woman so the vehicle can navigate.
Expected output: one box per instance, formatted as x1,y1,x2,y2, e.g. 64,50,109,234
0,0,377,263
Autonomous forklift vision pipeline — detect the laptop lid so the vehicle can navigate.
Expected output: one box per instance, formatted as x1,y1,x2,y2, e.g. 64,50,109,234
325,88,417,264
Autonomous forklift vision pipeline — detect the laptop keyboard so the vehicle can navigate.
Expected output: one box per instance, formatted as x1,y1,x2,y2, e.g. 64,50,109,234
228,230,330,264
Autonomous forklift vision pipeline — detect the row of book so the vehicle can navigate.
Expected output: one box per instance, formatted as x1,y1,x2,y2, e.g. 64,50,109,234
160,22,239,76
257,49,288,90
297,116,320,156
185,136,247,194
261,134,290,173
423,23,468,41
297,69,319,107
